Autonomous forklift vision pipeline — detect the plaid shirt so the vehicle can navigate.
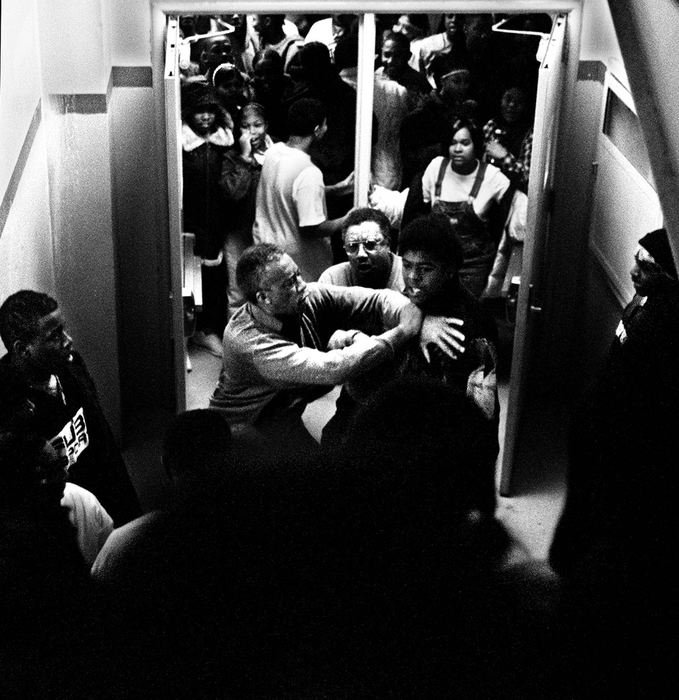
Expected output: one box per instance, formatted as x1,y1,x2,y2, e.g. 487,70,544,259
483,119,533,192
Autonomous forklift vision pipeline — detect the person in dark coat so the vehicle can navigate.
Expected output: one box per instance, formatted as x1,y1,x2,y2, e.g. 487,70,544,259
0,290,141,526
181,83,234,355
550,228,679,696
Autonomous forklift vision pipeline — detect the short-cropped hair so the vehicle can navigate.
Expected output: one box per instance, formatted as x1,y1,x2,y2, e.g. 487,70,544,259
399,214,463,271
287,98,326,137
342,207,391,242
236,243,285,302
0,290,58,351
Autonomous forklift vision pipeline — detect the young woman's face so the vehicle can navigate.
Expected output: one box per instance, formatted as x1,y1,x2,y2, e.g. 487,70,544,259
448,127,476,170
189,109,216,135
240,112,268,149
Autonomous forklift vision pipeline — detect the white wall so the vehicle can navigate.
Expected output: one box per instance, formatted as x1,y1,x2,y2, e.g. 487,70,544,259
0,0,56,354
579,0,626,86
0,0,43,196
0,127,56,356
37,0,111,94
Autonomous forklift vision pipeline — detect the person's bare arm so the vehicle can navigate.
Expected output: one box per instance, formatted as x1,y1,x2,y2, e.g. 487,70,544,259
299,215,346,240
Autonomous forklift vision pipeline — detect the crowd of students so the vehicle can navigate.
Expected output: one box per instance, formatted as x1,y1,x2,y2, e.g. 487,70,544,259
2,11,678,698
179,12,539,355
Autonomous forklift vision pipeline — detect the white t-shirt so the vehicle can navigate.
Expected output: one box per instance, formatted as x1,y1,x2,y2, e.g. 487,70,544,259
421,158,511,221
253,142,331,281
91,511,162,580
372,72,410,189
61,482,114,568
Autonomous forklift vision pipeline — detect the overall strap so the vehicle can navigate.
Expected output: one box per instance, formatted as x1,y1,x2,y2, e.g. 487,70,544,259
468,160,488,200
434,158,450,198
281,37,297,66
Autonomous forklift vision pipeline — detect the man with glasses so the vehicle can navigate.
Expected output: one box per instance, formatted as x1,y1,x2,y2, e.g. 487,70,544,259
319,208,404,292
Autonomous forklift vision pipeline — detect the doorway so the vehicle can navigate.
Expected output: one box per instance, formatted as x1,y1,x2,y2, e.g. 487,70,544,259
156,2,581,494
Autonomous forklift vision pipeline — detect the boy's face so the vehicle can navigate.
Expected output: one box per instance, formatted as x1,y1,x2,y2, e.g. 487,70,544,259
402,250,453,306
21,309,73,376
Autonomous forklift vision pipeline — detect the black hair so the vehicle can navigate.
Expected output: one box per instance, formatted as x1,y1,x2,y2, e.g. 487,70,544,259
258,14,285,30
212,63,244,88
333,34,359,71
381,31,410,55
236,244,285,302
253,48,284,74
238,102,268,128
450,116,484,156
341,208,391,242
299,42,334,85
162,409,233,480
0,290,57,352
180,83,229,128
430,51,471,91
399,213,463,271
286,97,326,137
401,14,430,35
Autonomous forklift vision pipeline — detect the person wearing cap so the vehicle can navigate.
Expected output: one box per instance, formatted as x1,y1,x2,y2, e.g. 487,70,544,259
181,83,234,356
549,232,679,693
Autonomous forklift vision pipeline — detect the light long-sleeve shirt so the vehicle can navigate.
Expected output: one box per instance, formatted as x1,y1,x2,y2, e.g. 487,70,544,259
210,283,409,424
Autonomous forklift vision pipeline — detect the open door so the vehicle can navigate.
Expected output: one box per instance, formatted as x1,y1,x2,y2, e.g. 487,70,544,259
164,15,186,413
499,14,567,495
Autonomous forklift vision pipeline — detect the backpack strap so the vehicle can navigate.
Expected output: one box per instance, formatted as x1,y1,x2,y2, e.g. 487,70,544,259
434,158,450,198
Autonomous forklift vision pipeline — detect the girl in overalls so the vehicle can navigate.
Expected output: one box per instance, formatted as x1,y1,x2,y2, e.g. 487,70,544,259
412,117,525,297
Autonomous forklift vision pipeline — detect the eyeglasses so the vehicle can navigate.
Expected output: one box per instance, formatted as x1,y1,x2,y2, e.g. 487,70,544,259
344,239,386,255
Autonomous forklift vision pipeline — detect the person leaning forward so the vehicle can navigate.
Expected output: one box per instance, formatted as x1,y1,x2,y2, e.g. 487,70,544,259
209,244,463,456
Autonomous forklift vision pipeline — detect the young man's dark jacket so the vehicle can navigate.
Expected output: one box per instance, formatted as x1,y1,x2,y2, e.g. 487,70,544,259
0,351,141,526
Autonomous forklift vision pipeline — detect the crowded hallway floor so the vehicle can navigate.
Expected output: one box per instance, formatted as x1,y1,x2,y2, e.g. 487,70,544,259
178,340,567,561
